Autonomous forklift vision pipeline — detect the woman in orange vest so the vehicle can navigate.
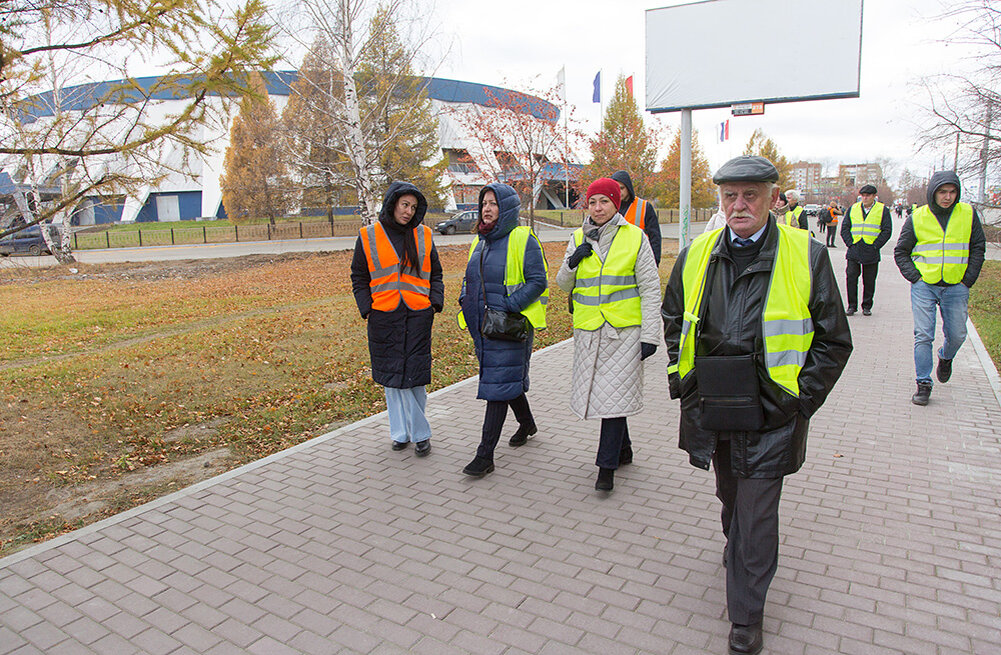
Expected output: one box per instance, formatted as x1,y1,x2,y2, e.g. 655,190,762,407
350,181,444,456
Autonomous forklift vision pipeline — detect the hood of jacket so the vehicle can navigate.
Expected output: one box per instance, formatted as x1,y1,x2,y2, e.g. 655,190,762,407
479,183,521,242
610,170,635,207
926,170,962,217
379,181,428,230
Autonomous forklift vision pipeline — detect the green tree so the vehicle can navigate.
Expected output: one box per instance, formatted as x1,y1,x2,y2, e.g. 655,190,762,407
357,6,446,206
658,129,717,209
0,0,276,262
576,75,661,202
743,128,793,189
221,75,293,224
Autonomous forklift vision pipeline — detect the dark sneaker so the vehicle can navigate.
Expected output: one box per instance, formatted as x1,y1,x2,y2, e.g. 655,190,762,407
414,439,431,457
862,308,872,316
508,423,538,448
595,467,614,491
462,456,494,477
936,357,953,383
391,440,408,451
846,308,856,316
912,381,932,406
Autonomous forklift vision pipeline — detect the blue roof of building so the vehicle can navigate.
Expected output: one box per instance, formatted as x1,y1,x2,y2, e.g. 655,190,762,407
19,72,559,124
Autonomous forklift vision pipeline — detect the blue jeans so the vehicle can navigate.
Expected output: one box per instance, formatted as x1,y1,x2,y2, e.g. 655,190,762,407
384,386,431,444
910,281,969,384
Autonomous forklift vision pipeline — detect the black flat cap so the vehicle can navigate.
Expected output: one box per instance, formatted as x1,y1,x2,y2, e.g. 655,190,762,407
713,155,779,184
859,184,877,194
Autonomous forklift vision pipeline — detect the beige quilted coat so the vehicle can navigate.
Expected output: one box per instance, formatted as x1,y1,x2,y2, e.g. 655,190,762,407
556,214,662,419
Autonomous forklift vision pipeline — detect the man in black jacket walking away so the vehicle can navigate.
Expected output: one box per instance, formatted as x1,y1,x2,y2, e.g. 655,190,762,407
663,156,853,655
894,171,986,406
611,170,662,265
840,184,893,316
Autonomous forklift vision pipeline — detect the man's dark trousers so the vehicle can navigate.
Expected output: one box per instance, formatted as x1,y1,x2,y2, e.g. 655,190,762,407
845,260,878,312
713,439,784,625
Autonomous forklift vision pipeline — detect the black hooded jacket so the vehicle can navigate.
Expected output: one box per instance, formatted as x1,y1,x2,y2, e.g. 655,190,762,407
893,171,986,287
611,170,662,265
350,181,444,388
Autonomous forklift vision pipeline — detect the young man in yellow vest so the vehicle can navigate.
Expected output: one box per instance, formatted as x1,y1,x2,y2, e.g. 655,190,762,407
611,170,662,265
840,184,893,316
663,156,853,655
894,171,987,406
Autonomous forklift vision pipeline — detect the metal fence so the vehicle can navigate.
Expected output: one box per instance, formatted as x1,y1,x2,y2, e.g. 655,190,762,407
72,220,361,250
536,207,715,227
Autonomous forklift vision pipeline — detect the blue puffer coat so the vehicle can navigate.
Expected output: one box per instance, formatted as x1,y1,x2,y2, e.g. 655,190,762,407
460,184,548,401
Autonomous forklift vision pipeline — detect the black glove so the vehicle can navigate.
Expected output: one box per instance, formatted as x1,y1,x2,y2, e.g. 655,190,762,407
640,342,657,361
567,242,593,269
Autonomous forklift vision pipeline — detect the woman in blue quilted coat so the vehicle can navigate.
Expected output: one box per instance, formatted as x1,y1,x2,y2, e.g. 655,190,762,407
459,183,548,478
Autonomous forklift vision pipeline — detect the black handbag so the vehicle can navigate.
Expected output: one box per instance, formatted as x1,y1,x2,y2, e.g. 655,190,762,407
694,354,764,431
481,308,528,342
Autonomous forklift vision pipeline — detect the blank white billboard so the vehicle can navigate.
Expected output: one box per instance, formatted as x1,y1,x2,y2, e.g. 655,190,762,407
646,0,863,113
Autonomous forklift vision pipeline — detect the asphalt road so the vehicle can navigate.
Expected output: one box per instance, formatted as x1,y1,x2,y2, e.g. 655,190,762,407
1,221,709,267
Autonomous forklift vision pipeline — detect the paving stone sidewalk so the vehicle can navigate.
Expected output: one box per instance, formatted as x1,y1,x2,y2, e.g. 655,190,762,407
2,247,1000,654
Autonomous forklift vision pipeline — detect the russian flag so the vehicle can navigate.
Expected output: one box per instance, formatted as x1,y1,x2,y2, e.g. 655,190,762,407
719,120,730,142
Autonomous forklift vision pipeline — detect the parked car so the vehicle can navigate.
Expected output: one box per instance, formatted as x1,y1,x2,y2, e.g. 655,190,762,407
0,224,52,256
435,210,477,235
804,204,822,216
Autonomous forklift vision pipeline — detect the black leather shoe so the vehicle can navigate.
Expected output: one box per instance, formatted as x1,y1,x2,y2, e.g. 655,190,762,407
618,444,633,465
937,357,953,383
414,439,431,457
462,456,494,477
728,622,763,655
595,467,614,491
508,423,538,448
391,441,408,451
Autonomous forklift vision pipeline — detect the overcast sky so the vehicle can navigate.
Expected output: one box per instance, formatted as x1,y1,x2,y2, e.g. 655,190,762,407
429,0,981,184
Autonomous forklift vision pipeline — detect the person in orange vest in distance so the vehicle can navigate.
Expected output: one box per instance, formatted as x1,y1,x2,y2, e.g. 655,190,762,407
611,170,662,265
351,181,444,456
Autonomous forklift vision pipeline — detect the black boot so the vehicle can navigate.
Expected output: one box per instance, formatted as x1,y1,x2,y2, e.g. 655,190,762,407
936,357,953,383
508,422,537,447
595,467,614,491
912,381,932,406
462,456,494,477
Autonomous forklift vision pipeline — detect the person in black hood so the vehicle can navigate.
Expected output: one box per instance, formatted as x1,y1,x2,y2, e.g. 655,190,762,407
611,170,662,265
893,171,986,406
351,181,444,455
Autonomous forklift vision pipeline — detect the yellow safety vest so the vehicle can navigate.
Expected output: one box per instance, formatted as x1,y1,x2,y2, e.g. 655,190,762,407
849,202,884,244
571,223,644,330
784,206,804,228
911,203,973,284
668,224,814,397
458,226,549,329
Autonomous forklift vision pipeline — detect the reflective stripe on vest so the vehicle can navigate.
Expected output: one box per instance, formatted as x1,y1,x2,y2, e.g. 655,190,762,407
784,206,804,228
849,201,884,244
571,223,643,330
457,226,549,329
911,203,973,284
359,222,432,311
668,224,814,397
623,198,648,231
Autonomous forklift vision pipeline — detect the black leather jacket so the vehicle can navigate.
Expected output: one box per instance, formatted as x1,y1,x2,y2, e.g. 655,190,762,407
662,217,853,477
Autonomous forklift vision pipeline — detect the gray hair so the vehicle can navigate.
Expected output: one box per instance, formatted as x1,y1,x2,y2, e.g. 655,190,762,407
785,189,800,204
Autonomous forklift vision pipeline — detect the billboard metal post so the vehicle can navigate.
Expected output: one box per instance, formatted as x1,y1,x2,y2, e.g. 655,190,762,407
680,109,692,250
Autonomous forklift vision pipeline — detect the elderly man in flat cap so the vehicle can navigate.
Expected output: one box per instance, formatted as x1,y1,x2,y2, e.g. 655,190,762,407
662,156,853,655
840,184,893,316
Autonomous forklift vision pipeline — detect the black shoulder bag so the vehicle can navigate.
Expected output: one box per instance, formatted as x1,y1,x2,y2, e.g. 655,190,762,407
478,240,528,342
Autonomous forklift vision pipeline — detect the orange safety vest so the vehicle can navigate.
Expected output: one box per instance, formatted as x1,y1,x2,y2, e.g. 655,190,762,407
623,197,649,231
359,222,432,311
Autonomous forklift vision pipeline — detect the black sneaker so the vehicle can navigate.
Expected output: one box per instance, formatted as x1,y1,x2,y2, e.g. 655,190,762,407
414,439,431,457
912,381,932,406
508,423,538,448
862,308,872,316
936,357,953,383
462,456,494,477
846,308,856,316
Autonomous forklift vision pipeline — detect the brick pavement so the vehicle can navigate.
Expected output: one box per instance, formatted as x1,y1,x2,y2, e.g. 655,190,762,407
2,245,1000,654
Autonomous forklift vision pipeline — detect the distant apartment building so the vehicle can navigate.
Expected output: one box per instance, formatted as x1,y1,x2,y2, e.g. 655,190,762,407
839,162,884,189
789,161,823,199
